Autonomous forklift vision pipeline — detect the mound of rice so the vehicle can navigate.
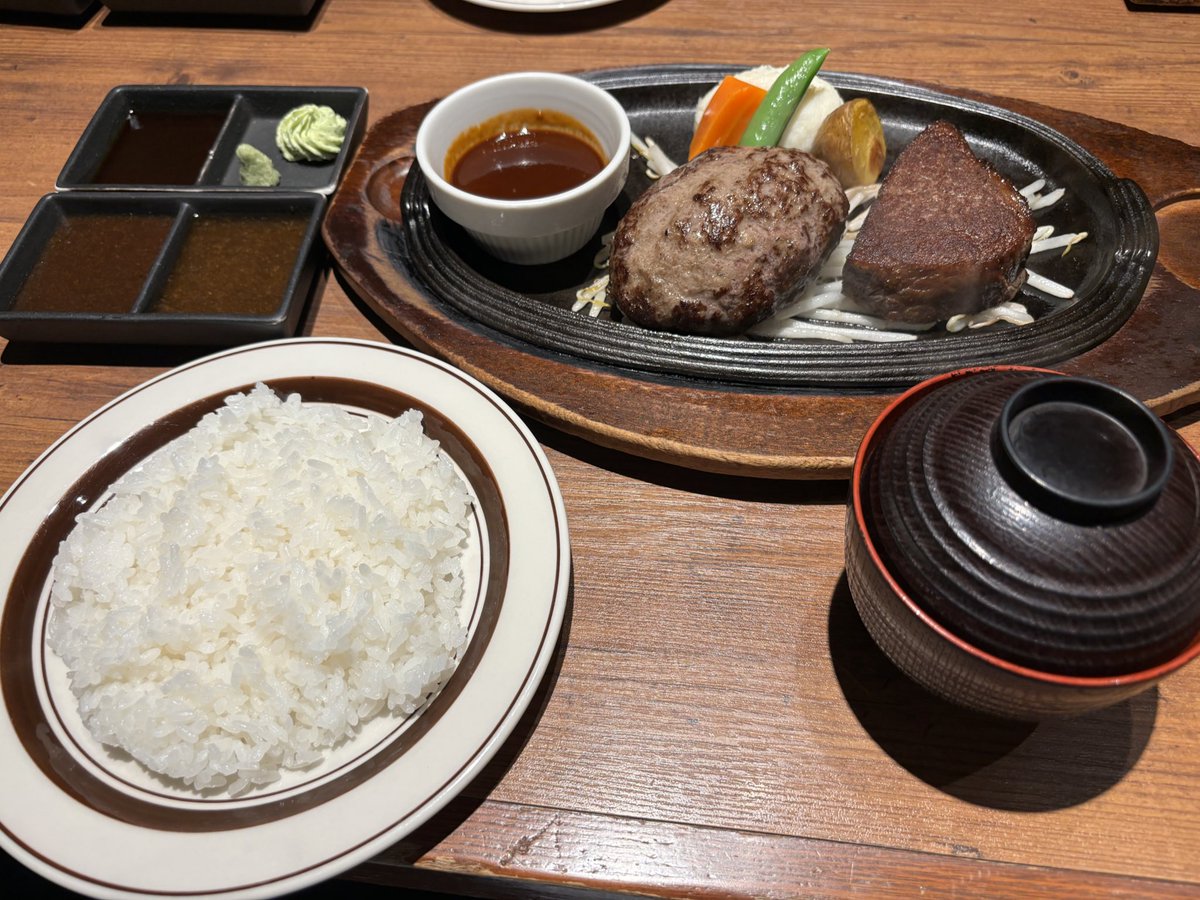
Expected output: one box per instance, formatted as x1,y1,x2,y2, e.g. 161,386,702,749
47,383,473,795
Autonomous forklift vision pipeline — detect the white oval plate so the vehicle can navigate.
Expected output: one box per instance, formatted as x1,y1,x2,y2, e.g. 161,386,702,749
0,338,570,899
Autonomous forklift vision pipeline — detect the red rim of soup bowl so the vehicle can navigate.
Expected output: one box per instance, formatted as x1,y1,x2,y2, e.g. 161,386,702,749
850,364,1200,690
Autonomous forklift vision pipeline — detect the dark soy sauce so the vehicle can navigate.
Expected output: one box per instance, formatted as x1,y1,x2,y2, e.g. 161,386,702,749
92,110,229,185
446,108,606,200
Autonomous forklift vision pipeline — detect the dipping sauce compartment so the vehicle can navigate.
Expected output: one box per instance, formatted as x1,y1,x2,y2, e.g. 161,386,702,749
57,85,368,195
90,107,233,187
7,203,179,314
0,191,324,345
146,210,313,316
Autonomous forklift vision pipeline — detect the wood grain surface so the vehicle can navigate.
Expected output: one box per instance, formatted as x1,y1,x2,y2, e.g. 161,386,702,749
2,1,1200,898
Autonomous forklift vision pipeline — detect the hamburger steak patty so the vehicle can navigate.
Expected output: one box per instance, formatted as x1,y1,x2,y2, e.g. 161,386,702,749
842,120,1036,324
609,145,848,336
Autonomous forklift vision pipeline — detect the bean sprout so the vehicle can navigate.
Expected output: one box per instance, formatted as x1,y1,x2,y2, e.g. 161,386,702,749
630,134,678,180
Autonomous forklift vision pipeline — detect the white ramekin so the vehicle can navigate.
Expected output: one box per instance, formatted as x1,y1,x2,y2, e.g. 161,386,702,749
415,71,631,266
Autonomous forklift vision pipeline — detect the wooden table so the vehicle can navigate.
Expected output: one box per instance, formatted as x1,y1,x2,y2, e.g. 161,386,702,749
2,1,1200,897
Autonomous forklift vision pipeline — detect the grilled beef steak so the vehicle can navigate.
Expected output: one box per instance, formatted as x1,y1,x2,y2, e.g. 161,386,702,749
609,145,848,336
842,120,1036,324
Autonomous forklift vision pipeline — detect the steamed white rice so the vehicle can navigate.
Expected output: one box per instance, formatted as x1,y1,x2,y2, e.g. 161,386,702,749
47,383,473,795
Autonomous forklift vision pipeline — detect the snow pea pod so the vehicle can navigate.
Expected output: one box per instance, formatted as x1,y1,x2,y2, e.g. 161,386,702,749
739,48,830,147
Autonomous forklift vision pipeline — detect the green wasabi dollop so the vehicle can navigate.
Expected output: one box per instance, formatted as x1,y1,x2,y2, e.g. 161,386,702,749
236,143,281,187
276,104,347,163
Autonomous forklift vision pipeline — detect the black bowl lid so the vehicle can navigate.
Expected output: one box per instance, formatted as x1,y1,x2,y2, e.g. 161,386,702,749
861,368,1200,677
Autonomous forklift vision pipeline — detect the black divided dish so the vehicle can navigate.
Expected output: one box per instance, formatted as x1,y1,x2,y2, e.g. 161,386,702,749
0,191,325,345
0,84,368,346
56,85,368,195
392,64,1158,391
861,370,1200,677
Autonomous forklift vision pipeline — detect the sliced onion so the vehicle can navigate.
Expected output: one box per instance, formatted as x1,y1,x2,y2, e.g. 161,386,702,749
1020,178,1046,198
630,133,678,180
1027,187,1065,211
945,302,1034,333
1025,268,1075,299
1030,231,1088,256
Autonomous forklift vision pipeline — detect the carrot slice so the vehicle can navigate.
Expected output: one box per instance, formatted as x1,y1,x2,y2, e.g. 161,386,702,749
688,76,768,160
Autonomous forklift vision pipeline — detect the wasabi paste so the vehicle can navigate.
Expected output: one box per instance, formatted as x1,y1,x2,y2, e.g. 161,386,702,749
276,104,347,163
236,143,281,187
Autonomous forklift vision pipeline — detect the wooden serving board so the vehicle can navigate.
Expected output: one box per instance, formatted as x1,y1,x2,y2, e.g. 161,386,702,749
322,77,1200,479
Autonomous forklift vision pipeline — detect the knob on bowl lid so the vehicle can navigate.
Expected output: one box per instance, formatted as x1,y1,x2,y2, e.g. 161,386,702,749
994,376,1174,523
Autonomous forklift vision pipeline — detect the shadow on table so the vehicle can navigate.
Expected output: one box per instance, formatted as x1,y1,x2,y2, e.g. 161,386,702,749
0,266,329,369
431,0,670,35
0,2,100,28
827,574,1155,812
383,575,576,863
0,337,222,369
1165,403,1200,431
1125,1,1200,12
98,0,329,32
531,416,852,506
0,844,444,900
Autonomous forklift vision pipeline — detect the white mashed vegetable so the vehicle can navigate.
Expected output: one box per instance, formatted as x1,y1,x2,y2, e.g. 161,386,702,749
47,384,473,795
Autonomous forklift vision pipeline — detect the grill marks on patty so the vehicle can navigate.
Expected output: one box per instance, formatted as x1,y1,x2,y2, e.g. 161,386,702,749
686,180,745,249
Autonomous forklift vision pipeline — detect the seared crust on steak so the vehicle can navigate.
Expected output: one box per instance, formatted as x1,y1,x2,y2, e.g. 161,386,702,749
609,145,848,336
842,120,1036,324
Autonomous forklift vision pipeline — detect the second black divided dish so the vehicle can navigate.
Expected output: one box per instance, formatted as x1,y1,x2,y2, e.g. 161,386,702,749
0,191,325,345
